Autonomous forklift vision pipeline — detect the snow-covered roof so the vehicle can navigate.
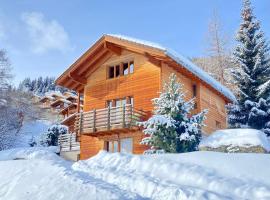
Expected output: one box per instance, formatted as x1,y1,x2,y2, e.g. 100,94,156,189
50,98,72,106
0,99,7,106
64,91,78,98
39,96,55,102
107,34,236,102
45,91,65,99
61,113,77,124
199,129,270,152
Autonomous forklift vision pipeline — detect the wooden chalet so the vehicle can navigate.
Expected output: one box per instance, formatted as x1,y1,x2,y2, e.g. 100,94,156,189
50,98,71,111
39,96,55,109
56,34,236,159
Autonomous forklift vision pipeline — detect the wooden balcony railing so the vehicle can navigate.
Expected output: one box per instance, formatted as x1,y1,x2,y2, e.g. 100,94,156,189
58,133,80,152
74,104,146,134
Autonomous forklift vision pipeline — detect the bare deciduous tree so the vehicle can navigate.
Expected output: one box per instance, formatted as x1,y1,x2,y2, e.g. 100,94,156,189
193,10,235,90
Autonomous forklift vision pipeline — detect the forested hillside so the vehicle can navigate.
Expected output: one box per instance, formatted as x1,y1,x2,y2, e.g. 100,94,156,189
18,76,69,96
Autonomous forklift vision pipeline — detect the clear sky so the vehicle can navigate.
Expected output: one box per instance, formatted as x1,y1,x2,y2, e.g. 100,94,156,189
1,0,269,85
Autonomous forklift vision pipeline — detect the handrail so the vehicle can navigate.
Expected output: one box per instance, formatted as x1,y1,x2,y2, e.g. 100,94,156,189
74,104,146,134
58,133,80,152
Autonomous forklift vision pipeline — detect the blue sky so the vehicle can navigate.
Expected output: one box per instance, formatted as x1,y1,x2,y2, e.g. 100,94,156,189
1,0,270,85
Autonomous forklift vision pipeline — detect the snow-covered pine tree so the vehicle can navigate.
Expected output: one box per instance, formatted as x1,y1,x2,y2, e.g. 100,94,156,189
40,124,68,147
228,0,270,132
139,73,207,153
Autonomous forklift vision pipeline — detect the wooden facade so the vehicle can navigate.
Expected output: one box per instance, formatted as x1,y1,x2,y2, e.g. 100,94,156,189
56,34,235,159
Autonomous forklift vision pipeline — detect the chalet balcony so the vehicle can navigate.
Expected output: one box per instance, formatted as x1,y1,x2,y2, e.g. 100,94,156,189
58,133,80,152
74,104,147,135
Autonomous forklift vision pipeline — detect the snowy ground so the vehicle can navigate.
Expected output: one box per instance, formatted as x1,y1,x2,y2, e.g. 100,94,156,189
14,120,51,148
0,148,270,200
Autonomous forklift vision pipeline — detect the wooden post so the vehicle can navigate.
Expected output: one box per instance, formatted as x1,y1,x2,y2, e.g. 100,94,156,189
79,112,83,135
122,105,126,128
77,91,81,113
59,135,62,152
69,134,72,151
117,134,121,152
93,109,96,133
107,107,110,130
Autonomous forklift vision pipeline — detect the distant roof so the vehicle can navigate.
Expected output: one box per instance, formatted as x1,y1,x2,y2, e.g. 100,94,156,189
50,98,72,107
45,91,65,98
56,34,236,102
107,34,236,102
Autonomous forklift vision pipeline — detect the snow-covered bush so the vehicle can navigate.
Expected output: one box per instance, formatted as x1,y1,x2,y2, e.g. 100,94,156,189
139,73,207,153
39,124,68,147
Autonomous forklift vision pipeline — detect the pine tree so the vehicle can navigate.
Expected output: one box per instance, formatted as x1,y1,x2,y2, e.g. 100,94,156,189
40,124,68,147
139,73,207,153
228,0,270,133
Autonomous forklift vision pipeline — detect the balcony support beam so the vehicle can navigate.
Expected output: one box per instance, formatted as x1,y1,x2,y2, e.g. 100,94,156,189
77,91,81,113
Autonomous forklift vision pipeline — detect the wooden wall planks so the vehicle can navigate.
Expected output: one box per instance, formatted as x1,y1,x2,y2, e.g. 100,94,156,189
79,49,229,159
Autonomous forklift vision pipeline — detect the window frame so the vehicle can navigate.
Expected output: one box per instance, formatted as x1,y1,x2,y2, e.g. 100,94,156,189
215,120,222,129
105,96,134,108
104,138,133,153
106,60,134,79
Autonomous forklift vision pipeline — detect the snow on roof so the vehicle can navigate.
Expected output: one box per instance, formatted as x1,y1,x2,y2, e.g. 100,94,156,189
61,113,77,124
199,129,270,152
0,99,7,106
64,91,78,98
40,95,55,102
107,34,236,102
51,98,72,106
45,91,65,98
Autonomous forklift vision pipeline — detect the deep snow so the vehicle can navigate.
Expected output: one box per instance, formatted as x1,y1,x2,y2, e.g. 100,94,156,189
13,120,51,148
0,148,142,200
0,148,270,200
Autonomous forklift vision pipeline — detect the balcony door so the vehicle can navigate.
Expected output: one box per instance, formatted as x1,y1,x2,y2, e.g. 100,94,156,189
106,97,134,127
115,98,126,124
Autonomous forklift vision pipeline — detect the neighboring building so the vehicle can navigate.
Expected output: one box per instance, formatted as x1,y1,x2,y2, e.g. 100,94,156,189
56,34,236,160
37,91,83,127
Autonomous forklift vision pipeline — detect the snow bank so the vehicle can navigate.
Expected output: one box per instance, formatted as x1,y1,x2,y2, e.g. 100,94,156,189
0,146,59,161
199,129,270,152
73,151,270,200
1,147,270,199
0,147,142,200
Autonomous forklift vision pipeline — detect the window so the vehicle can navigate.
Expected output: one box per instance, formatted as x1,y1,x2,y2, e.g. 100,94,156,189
106,96,133,108
107,61,134,79
104,139,132,153
106,100,112,108
108,141,113,152
115,65,120,77
130,96,134,106
129,61,134,74
192,84,197,97
113,141,119,152
123,62,129,75
120,138,133,153
108,66,114,79
105,141,119,153
216,121,222,129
